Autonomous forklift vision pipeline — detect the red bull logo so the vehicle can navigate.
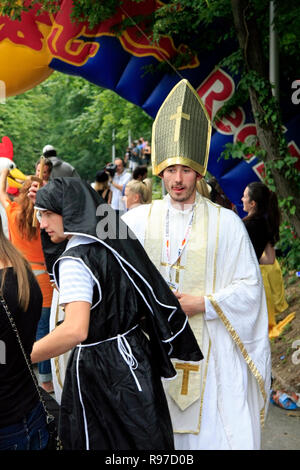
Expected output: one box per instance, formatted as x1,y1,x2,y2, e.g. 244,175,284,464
46,0,199,66
0,4,51,51
197,67,300,179
0,0,199,88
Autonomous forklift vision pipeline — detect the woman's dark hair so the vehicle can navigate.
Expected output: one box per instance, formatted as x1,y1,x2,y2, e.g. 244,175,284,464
207,177,220,203
245,182,281,245
95,170,109,183
133,165,147,180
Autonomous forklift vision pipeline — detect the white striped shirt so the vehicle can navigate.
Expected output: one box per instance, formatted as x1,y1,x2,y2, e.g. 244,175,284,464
58,235,97,306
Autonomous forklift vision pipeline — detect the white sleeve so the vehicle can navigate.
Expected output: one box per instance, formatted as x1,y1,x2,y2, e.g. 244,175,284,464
121,204,151,246
123,172,132,185
58,258,96,306
204,296,219,320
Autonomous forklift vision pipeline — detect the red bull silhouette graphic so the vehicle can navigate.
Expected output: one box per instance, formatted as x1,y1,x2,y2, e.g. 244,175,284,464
0,0,299,215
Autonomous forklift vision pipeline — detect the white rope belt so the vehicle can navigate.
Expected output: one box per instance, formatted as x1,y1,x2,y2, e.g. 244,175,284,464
77,324,142,392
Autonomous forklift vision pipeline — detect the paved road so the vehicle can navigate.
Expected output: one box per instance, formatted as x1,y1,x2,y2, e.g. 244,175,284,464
262,402,300,450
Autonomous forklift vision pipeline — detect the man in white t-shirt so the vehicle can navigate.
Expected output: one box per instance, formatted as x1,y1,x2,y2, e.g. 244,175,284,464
110,158,131,212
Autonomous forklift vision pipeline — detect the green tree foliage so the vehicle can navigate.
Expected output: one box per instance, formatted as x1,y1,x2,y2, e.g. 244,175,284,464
1,0,299,256
0,87,51,175
0,72,153,181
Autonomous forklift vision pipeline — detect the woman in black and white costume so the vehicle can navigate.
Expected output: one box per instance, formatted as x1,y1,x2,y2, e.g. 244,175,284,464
30,177,202,450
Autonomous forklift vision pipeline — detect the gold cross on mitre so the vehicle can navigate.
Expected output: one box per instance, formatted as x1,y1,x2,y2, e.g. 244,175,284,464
175,362,200,395
161,257,185,284
170,105,190,142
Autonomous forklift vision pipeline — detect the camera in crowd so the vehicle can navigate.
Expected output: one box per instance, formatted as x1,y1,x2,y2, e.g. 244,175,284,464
105,163,117,178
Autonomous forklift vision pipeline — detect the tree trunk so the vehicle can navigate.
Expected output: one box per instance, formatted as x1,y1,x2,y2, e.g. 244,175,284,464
231,0,300,238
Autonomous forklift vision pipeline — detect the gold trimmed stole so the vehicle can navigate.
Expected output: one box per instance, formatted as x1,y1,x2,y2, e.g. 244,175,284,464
144,196,211,433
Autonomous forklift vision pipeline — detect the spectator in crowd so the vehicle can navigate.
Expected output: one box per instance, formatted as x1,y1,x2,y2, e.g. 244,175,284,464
207,177,234,210
35,157,53,185
110,158,131,212
121,164,148,199
92,170,112,204
143,141,151,166
123,178,152,210
0,169,54,393
129,140,142,171
242,181,290,336
42,145,80,178
124,143,134,167
0,214,48,450
132,165,148,181
137,137,146,163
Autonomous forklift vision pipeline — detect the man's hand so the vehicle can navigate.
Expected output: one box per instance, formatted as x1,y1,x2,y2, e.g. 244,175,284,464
174,292,205,318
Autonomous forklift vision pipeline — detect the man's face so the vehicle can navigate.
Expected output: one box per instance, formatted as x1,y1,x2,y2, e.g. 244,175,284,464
39,210,66,243
162,165,200,205
115,159,124,175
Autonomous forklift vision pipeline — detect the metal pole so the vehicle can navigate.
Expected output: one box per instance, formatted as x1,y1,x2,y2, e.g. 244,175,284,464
128,130,131,147
269,1,279,101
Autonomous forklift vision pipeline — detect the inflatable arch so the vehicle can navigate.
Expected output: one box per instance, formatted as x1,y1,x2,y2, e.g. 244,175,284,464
0,0,299,215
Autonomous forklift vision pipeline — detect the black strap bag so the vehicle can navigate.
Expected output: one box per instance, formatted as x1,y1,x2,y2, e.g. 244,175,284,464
0,295,63,450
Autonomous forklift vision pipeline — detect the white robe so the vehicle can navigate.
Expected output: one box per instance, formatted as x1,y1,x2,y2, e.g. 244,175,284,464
122,194,271,450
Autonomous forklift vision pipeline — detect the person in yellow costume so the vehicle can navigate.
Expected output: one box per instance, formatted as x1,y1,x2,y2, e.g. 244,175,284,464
241,182,293,338
122,79,271,450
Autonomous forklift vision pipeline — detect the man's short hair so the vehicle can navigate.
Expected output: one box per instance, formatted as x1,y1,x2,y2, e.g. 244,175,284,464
115,158,124,167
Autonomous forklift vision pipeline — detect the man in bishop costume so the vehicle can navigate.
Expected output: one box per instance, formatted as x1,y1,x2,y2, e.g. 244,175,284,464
122,79,271,450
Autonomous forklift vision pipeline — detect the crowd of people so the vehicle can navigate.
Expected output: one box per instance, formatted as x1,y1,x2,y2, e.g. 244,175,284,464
0,80,290,451
90,140,153,213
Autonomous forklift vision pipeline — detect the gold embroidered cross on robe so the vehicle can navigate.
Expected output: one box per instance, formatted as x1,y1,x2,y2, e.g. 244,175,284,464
161,256,184,284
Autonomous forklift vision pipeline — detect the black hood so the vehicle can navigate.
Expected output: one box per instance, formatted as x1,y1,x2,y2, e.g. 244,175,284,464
36,177,101,235
35,177,148,273
35,177,104,274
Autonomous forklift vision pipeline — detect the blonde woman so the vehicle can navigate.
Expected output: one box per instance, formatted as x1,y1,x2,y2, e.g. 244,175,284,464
0,217,49,450
123,178,152,210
